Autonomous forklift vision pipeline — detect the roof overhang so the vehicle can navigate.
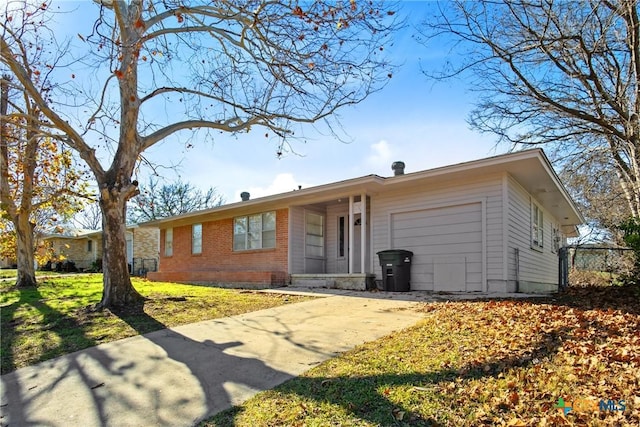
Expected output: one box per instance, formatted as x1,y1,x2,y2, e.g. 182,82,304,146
383,148,583,236
140,149,583,236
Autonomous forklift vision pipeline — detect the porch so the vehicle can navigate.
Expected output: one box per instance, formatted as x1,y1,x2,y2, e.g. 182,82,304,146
290,273,377,291
289,193,374,279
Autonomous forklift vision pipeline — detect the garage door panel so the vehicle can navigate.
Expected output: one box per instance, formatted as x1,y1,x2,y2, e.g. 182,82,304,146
393,212,481,230
406,246,482,259
393,203,480,219
395,234,482,249
392,222,482,239
391,203,483,292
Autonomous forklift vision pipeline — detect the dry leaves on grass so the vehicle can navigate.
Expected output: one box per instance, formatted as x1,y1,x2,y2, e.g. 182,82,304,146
419,285,639,426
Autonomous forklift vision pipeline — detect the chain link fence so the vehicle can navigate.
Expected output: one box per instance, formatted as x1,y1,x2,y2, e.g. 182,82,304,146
565,246,635,286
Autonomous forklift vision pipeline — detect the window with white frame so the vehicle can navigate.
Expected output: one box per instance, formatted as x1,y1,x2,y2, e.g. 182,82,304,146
305,212,324,257
551,225,562,253
165,228,173,256
192,224,202,254
233,212,276,251
337,216,345,258
531,202,544,250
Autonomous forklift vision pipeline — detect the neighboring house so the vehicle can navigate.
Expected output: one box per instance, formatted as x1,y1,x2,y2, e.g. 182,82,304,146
41,225,160,274
143,149,583,293
0,257,16,269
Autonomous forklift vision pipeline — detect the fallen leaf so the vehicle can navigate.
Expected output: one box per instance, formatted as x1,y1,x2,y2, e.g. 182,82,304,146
392,408,405,421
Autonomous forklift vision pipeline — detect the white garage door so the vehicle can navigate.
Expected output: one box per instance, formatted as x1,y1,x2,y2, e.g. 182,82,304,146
391,203,483,292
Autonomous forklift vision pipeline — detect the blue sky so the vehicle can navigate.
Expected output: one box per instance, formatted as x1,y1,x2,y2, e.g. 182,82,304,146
48,1,505,203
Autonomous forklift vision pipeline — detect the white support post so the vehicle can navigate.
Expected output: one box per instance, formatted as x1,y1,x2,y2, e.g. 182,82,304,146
360,192,366,274
348,195,354,274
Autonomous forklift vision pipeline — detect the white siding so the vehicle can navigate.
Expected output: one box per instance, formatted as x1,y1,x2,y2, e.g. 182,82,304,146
371,175,504,291
507,176,560,288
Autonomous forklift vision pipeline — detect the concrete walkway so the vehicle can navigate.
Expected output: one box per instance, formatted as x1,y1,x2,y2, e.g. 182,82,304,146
1,291,426,427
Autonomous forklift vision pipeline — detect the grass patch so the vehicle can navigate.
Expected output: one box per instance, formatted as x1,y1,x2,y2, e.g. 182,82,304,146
0,275,312,374
207,285,639,426
0,269,63,279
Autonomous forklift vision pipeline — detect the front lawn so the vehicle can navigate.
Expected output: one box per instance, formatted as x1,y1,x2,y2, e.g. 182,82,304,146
0,269,63,279
207,285,639,426
0,275,312,374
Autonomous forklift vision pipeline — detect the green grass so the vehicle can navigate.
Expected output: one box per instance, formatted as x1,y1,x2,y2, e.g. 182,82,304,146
0,269,63,279
206,285,640,426
0,275,312,374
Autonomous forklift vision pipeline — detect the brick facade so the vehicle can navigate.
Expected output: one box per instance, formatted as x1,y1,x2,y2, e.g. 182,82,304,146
41,227,159,272
132,227,159,260
148,208,289,287
46,237,99,270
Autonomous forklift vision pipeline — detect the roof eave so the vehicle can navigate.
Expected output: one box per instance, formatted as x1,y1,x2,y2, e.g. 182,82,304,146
139,174,386,227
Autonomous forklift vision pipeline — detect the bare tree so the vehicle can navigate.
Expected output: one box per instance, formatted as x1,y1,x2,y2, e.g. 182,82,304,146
420,0,640,226
73,202,102,230
560,150,629,242
128,178,224,223
1,0,399,307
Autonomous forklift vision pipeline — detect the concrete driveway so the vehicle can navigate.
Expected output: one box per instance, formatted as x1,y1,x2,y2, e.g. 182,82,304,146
1,290,425,427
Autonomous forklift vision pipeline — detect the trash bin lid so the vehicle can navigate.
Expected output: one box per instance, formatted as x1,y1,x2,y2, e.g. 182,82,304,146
377,249,413,264
377,249,413,257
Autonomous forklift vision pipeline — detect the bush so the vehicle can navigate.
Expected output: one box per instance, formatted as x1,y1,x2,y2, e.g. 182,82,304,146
54,260,78,273
90,259,102,272
617,218,640,285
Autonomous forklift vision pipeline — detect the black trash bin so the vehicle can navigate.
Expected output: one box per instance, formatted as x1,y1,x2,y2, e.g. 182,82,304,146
377,250,413,292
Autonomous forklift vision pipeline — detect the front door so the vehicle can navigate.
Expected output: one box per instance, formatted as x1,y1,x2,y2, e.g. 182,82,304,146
335,213,362,274
336,215,348,273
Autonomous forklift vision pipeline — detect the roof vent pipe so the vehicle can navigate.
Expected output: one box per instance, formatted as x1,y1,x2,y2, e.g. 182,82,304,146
240,192,250,201
392,161,405,176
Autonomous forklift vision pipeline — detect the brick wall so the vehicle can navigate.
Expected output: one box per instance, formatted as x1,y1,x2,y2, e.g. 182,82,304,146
46,237,100,270
133,227,159,259
148,208,289,287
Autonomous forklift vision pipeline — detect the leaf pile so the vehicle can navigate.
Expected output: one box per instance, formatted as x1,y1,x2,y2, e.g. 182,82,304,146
422,294,639,426
208,285,639,426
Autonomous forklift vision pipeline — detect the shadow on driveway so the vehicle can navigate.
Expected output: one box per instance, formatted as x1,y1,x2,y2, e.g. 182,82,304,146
1,300,292,427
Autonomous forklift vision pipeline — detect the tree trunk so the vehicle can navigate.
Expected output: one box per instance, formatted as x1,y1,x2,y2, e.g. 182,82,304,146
14,212,36,288
97,189,143,308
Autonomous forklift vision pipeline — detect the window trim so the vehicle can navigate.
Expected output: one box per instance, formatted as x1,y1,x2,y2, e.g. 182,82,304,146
305,212,324,258
87,240,92,253
337,215,345,258
192,224,202,255
164,228,173,257
531,201,544,251
551,225,562,254
233,211,276,251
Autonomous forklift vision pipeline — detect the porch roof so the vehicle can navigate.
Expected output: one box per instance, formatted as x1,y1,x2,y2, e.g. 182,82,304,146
41,225,141,241
140,149,583,233
41,228,102,240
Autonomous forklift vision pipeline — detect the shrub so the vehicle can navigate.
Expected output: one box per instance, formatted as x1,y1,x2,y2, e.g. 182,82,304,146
617,218,640,285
